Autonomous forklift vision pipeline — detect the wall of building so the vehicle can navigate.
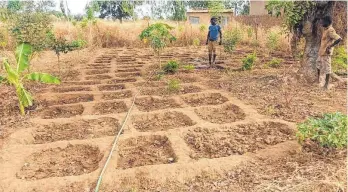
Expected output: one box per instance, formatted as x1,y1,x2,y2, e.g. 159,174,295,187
186,12,233,26
249,1,268,15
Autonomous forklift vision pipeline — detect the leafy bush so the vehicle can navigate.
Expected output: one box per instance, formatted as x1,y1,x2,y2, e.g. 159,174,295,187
224,28,242,54
9,12,53,53
266,57,283,68
199,24,207,33
163,60,179,74
167,79,180,92
296,112,347,149
332,46,347,73
0,43,60,115
242,52,257,71
266,30,280,54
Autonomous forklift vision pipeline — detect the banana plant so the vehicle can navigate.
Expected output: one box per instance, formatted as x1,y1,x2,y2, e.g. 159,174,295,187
0,43,60,115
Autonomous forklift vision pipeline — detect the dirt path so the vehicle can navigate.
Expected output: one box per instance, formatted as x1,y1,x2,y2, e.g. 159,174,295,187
0,48,300,192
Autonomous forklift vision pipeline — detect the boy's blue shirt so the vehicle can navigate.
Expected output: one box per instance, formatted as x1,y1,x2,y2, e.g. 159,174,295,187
209,24,221,41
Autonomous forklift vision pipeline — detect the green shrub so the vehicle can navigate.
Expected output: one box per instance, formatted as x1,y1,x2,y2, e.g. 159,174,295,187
266,57,283,68
246,27,253,38
167,79,180,92
163,60,179,74
224,28,242,54
266,30,280,53
192,38,200,47
332,46,347,73
199,24,207,33
242,52,257,71
296,112,347,149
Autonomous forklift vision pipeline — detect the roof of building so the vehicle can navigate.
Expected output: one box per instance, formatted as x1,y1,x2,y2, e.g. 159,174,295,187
187,9,233,13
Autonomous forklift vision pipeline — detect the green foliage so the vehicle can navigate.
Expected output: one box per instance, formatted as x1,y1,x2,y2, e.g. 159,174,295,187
266,30,280,53
266,1,316,31
80,17,88,28
242,52,257,71
9,12,53,53
199,25,207,33
192,38,200,47
208,1,225,17
167,79,180,92
0,43,60,115
246,27,253,38
163,60,179,74
91,0,142,21
183,64,195,71
224,28,242,54
332,46,347,73
296,112,347,149
266,57,283,68
169,0,186,21
140,23,176,68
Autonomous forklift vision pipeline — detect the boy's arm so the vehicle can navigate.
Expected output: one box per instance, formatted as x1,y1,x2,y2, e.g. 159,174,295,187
326,29,342,53
206,31,210,45
219,27,222,45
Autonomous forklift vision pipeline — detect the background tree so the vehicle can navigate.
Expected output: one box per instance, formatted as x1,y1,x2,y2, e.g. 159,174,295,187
266,1,346,82
168,0,186,21
93,0,142,23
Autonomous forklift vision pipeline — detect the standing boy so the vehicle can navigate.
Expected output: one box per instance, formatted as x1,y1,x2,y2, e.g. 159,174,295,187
206,17,222,68
317,15,342,89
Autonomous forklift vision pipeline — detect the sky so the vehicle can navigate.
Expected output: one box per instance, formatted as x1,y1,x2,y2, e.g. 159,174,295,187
53,0,90,15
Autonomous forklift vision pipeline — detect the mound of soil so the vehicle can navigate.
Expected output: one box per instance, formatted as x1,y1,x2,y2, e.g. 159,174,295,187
63,81,101,86
33,117,120,143
133,81,167,87
140,85,202,96
116,72,141,78
85,75,113,80
181,93,229,107
98,84,126,91
185,122,295,159
107,78,137,84
115,68,141,73
85,69,110,75
117,135,177,169
102,90,133,100
92,101,128,114
132,111,195,132
17,144,103,180
195,104,245,124
52,86,92,93
39,94,94,106
36,104,84,119
135,97,181,112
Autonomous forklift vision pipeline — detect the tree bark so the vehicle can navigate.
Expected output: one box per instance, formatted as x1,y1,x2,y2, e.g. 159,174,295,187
297,1,335,82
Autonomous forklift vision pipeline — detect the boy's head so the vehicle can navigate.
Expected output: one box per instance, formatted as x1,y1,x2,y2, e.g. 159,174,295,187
210,17,217,25
321,16,332,27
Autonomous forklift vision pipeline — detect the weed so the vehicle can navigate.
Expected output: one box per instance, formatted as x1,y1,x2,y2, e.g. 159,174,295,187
246,27,253,38
167,79,180,92
163,60,179,74
332,46,347,73
296,112,347,149
192,38,200,47
266,30,280,54
242,52,257,71
199,24,207,33
183,64,195,71
266,58,284,68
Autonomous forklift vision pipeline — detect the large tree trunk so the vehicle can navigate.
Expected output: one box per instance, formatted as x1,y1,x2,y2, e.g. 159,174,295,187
297,1,335,82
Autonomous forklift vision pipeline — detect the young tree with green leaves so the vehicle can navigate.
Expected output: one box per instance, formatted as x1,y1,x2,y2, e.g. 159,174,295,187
139,23,176,68
0,43,60,115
